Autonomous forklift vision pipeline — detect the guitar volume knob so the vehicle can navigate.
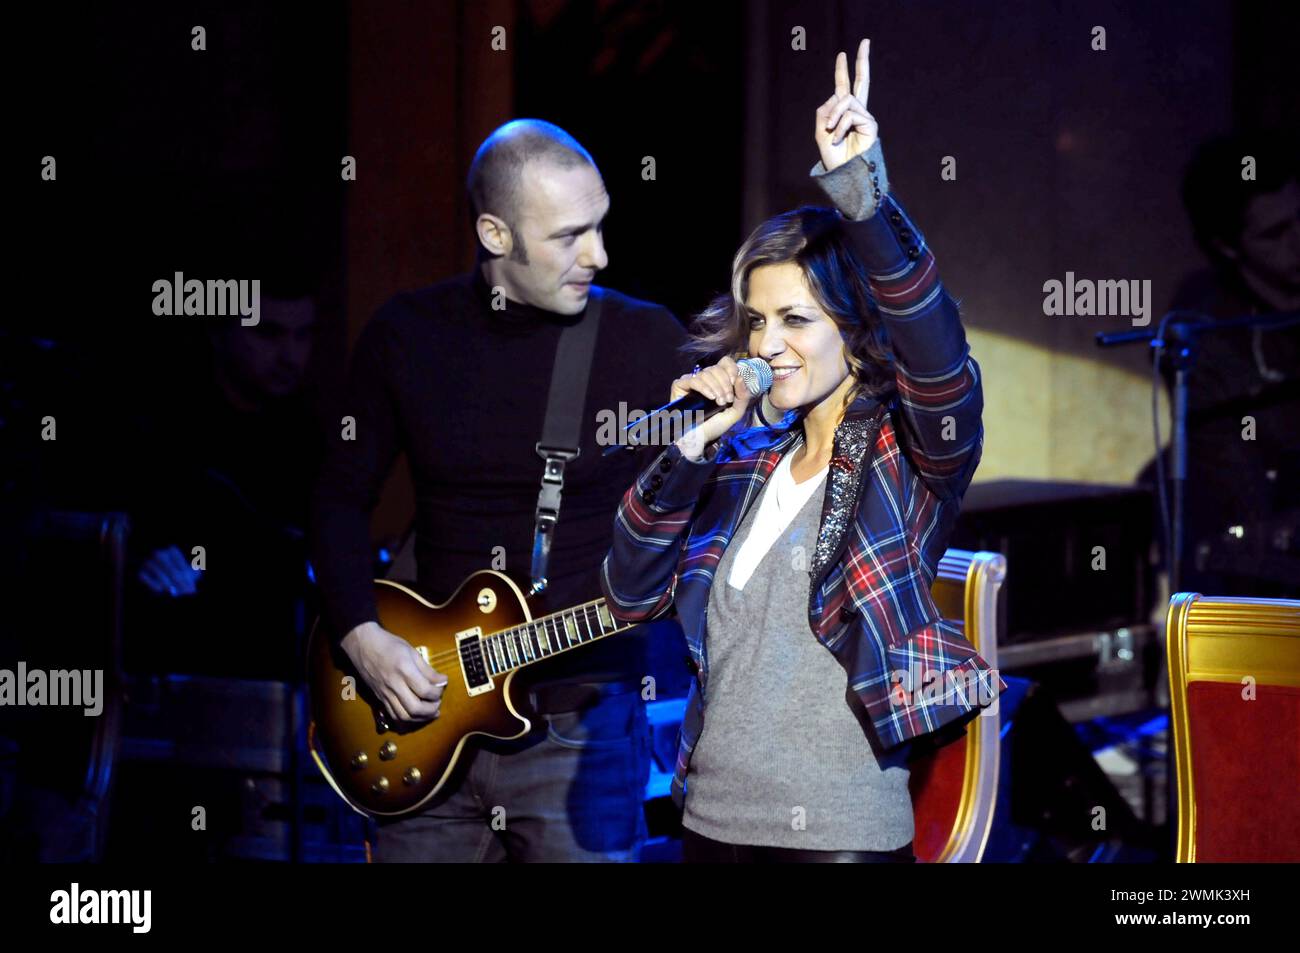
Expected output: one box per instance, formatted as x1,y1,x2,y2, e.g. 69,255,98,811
403,767,422,786
379,741,397,760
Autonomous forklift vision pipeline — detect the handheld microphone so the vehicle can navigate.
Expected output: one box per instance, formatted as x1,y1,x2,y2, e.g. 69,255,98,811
603,357,773,454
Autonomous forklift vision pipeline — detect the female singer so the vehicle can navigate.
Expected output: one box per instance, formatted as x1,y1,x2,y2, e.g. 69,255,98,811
601,38,1004,862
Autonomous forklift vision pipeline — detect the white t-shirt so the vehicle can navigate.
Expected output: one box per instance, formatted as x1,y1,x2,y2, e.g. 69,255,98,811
726,444,828,591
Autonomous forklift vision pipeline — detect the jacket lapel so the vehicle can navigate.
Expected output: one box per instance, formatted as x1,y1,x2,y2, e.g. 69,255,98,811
690,393,887,617
808,394,890,595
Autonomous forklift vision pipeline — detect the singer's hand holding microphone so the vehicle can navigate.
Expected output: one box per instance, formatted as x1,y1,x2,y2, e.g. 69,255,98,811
604,355,773,459
669,356,772,460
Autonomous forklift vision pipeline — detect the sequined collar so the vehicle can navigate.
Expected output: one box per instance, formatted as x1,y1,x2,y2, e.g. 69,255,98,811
807,394,891,585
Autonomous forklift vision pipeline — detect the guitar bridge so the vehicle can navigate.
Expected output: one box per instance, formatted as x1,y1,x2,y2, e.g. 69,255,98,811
456,628,493,696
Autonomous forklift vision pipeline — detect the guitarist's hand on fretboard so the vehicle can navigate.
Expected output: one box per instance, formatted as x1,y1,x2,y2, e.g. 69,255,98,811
342,621,448,723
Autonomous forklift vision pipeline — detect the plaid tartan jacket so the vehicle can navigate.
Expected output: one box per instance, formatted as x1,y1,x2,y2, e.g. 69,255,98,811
600,155,1005,809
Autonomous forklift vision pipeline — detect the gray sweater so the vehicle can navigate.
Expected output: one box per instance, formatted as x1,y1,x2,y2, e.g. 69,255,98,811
681,456,915,851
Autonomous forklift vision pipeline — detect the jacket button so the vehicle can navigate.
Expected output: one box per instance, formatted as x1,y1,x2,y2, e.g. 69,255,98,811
898,228,913,243
906,246,920,261
659,458,672,472
840,605,856,622
867,160,877,172
684,657,699,675
642,489,656,504
889,211,902,225
649,474,663,489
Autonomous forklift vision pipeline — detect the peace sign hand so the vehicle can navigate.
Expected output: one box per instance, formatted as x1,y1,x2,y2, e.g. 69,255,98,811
814,38,879,173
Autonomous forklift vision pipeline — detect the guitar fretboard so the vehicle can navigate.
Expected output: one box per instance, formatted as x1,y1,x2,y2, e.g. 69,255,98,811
477,599,633,675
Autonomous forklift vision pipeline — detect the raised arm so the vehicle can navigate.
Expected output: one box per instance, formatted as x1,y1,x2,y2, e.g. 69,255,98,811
810,39,983,501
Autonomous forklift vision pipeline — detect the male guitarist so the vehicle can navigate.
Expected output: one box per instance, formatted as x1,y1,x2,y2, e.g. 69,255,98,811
310,120,688,861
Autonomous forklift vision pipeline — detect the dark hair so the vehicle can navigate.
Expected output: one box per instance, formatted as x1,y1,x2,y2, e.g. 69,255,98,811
466,119,598,251
685,206,895,414
1182,132,1298,264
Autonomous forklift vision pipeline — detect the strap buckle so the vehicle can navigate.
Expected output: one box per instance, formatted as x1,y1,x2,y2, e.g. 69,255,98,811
531,444,581,595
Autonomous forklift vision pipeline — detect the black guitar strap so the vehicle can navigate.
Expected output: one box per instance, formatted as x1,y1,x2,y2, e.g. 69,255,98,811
530,287,604,596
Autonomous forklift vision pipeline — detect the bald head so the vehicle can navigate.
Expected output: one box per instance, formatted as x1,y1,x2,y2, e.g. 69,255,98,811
467,119,598,238
468,120,609,315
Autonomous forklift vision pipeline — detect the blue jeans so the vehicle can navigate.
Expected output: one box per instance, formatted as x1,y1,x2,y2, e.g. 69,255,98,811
372,688,650,862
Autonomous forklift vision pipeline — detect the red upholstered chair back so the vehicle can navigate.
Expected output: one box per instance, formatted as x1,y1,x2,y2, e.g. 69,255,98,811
912,549,1005,863
1166,594,1300,862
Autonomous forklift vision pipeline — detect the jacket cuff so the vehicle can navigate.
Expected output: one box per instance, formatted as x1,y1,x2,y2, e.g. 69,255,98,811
635,441,720,513
810,138,890,221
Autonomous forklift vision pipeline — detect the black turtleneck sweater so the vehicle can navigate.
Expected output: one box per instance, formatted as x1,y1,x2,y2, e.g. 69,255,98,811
310,269,689,682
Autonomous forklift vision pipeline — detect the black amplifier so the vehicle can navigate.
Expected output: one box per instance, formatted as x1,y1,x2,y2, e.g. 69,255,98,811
951,480,1158,644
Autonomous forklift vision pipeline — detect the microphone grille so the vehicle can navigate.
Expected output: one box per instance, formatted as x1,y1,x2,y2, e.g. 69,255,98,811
737,357,773,396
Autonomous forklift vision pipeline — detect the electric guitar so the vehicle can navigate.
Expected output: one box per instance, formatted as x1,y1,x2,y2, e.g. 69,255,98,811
306,570,640,817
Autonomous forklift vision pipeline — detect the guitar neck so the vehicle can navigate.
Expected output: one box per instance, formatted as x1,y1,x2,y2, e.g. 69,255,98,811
479,598,638,675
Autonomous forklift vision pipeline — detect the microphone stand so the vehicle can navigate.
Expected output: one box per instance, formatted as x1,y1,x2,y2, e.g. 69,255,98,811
1097,310,1298,594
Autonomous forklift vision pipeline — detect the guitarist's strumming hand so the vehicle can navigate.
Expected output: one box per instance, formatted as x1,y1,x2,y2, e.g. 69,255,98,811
814,38,879,173
342,621,448,723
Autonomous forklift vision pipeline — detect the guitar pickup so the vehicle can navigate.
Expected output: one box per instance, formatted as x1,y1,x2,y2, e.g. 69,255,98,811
456,628,493,696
